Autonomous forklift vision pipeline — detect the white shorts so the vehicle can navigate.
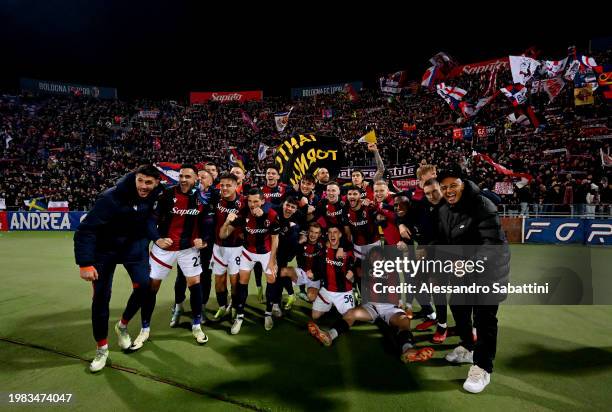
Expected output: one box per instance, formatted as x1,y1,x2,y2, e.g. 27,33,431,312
354,241,380,260
239,249,271,273
361,302,405,325
294,268,321,290
312,287,355,315
149,244,201,280
212,244,243,276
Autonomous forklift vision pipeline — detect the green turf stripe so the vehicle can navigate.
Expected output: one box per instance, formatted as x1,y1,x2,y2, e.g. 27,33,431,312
0,336,268,412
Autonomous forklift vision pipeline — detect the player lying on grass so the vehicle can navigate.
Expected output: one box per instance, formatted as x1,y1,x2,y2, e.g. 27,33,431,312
308,245,434,363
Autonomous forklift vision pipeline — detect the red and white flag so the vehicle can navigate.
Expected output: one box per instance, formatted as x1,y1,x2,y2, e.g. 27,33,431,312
48,201,69,212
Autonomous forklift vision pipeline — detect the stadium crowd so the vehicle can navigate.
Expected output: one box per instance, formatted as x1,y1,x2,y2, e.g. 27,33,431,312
1,47,611,215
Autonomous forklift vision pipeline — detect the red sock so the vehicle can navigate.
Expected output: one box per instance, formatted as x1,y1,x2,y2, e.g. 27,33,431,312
120,318,128,326
97,338,108,348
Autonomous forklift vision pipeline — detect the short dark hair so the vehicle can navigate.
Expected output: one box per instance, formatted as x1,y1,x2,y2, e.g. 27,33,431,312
423,178,439,187
326,181,340,189
345,185,362,194
266,164,280,174
351,170,364,178
135,164,161,180
204,162,217,169
284,196,299,206
247,188,264,199
301,174,316,184
327,224,343,233
180,163,199,175
219,172,238,183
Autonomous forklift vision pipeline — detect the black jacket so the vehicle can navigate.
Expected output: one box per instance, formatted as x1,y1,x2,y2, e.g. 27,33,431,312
74,172,162,266
436,180,510,301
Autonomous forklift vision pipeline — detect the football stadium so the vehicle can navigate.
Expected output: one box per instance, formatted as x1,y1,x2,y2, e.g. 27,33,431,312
1,4,611,412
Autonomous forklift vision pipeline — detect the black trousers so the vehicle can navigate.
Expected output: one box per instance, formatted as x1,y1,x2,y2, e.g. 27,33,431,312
450,303,499,373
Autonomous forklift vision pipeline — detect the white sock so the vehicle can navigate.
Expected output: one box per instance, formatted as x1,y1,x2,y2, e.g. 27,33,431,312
272,304,280,311
175,303,184,311
265,312,272,317
141,327,150,333
98,344,108,351
438,323,447,329
329,328,338,340
427,312,437,320
192,324,201,330
402,343,413,352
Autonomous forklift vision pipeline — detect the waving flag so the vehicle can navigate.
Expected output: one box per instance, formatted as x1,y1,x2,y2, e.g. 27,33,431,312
380,71,408,94
421,66,438,88
601,148,612,167
240,109,259,132
155,162,181,184
564,60,581,81
500,85,528,107
580,55,598,69
509,56,541,85
541,58,568,78
358,129,377,144
459,92,498,118
274,107,293,132
532,78,565,102
436,83,467,110
229,147,247,170
24,197,47,211
258,143,269,161
473,152,533,181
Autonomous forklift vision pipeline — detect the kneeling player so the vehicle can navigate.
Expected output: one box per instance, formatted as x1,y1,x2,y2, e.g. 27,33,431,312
280,222,325,303
310,246,434,362
220,188,280,334
306,225,357,342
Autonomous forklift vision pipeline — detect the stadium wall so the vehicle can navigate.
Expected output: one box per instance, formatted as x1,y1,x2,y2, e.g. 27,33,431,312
2,212,610,245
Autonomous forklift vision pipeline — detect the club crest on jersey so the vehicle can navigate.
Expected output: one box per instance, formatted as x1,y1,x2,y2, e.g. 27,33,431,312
265,219,270,227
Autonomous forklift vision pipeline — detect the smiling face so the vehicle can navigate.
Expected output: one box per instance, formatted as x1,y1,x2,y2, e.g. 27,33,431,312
440,177,464,205
326,183,340,203
282,201,297,219
327,226,342,248
393,196,410,217
178,168,197,193
300,179,314,195
220,177,237,200
266,168,280,187
135,173,160,198
347,189,361,209
198,170,213,189
373,182,388,203
307,225,322,244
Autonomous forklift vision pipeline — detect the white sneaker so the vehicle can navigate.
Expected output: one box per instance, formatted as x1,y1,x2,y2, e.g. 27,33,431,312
230,316,244,335
264,315,273,331
89,347,109,373
271,304,282,318
192,325,208,344
130,329,150,351
170,305,183,328
445,345,473,364
463,365,491,393
114,321,132,350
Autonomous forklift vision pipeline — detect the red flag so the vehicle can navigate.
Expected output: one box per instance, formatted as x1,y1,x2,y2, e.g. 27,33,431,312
474,152,533,181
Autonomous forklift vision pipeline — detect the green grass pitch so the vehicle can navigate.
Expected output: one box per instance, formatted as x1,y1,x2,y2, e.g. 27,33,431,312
1,232,611,411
